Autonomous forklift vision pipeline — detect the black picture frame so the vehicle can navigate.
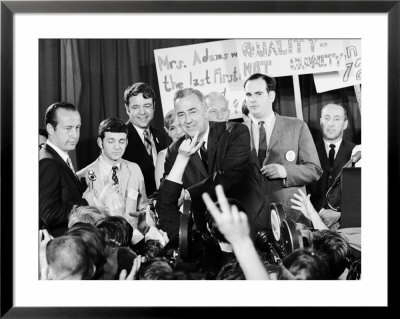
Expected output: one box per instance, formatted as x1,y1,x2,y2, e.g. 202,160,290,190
1,1,396,317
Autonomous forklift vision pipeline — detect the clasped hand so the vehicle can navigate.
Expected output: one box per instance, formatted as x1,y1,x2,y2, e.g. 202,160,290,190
260,163,287,179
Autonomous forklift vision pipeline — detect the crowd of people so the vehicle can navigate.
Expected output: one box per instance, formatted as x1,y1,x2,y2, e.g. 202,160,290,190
38,73,361,280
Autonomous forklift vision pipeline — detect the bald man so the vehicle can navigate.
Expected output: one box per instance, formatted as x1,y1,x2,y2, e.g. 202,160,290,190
205,92,230,122
307,103,356,213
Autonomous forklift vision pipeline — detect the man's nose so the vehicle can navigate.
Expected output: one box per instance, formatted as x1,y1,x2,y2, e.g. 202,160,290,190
69,129,78,138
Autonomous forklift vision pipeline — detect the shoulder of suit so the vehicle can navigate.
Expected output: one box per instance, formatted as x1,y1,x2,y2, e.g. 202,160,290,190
121,159,142,173
221,121,249,133
76,161,97,178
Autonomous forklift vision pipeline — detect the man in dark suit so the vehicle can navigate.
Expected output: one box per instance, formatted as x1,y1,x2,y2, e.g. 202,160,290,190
163,88,254,233
39,102,88,237
122,82,168,197
307,103,356,213
244,73,322,226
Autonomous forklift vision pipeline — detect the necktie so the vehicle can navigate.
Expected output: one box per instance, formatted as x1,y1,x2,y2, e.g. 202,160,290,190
329,144,336,169
200,142,208,172
66,156,75,173
143,129,152,156
112,166,119,185
258,121,267,166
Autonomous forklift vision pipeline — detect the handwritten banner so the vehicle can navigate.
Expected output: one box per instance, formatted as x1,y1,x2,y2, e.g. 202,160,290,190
235,39,347,78
154,40,245,119
313,39,361,93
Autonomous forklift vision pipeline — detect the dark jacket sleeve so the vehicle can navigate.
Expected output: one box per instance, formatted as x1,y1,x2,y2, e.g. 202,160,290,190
39,159,87,232
155,179,183,243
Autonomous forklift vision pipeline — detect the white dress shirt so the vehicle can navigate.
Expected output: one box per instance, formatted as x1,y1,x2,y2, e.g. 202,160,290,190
132,124,157,165
323,138,342,159
249,112,276,153
98,155,121,184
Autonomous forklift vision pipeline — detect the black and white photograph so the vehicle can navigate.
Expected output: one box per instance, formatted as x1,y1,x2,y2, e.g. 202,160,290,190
1,1,393,314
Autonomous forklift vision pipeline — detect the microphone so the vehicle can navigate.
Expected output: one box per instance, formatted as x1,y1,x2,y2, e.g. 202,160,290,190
88,170,96,192
351,151,361,165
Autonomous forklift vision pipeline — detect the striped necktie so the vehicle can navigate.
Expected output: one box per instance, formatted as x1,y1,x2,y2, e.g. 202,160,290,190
143,129,152,156
258,121,267,166
112,166,119,185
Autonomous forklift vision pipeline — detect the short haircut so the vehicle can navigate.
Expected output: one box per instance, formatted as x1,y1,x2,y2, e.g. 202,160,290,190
173,88,206,106
163,109,177,130
65,222,107,280
39,127,48,138
278,248,331,280
312,229,351,279
124,82,155,107
46,235,90,280
244,73,276,93
206,198,247,244
321,103,348,121
136,257,173,280
45,102,78,129
97,117,128,140
68,205,108,229
95,216,133,247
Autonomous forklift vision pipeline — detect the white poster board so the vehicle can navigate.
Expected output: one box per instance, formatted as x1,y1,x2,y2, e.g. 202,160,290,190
154,40,245,119
313,39,361,93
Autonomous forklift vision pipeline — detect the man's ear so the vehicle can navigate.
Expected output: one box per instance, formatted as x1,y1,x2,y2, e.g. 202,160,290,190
319,118,323,128
46,123,55,135
343,119,349,130
97,137,103,150
268,90,276,103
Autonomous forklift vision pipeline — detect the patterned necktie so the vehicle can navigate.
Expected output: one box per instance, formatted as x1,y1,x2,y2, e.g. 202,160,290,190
200,142,208,172
258,121,267,166
329,144,336,169
112,166,119,185
143,129,152,156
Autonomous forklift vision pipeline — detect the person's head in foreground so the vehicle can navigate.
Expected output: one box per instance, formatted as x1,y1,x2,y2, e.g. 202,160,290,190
96,216,134,249
174,88,209,139
205,92,230,122
136,257,173,280
45,101,81,153
312,229,351,279
68,205,108,228
277,248,331,280
97,117,129,164
45,235,91,280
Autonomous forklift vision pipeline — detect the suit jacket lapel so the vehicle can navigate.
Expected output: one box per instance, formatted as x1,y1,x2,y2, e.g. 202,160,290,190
119,160,130,197
150,126,163,153
207,122,218,174
316,141,330,172
189,153,208,179
334,141,349,171
268,113,283,155
128,122,152,161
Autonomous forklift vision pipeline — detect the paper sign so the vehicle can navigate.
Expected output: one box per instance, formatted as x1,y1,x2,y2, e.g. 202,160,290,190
313,39,361,93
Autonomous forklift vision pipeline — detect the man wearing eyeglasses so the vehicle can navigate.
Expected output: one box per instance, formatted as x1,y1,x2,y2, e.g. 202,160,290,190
122,82,169,197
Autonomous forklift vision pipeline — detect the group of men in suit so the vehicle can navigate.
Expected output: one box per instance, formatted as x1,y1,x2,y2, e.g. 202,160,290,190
39,73,357,239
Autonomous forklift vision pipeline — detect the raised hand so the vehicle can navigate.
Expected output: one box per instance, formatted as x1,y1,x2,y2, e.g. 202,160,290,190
202,185,250,246
177,131,203,158
119,255,143,280
290,188,316,220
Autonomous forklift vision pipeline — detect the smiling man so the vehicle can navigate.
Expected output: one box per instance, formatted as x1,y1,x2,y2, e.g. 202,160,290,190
307,103,356,212
77,117,147,228
122,82,168,197
163,88,251,231
39,102,88,237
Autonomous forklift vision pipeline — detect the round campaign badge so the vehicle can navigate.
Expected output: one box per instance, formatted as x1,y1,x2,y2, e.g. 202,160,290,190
285,150,296,162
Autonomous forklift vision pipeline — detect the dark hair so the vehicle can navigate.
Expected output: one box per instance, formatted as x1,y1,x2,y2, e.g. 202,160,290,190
46,235,90,279
216,258,245,280
115,247,137,280
124,82,155,107
241,100,249,116
65,222,107,280
243,73,276,93
312,229,351,279
39,127,48,138
173,88,205,105
136,257,173,280
278,248,331,280
44,102,78,129
95,216,133,248
206,198,247,244
97,117,128,140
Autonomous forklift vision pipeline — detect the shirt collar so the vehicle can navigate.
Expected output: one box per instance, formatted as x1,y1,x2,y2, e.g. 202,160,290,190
250,112,276,127
132,123,150,137
323,138,342,150
201,125,210,149
99,155,121,175
46,140,69,162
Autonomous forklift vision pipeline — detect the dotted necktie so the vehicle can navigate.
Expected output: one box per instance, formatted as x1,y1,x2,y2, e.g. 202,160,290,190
112,166,119,185
258,121,267,166
200,142,208,172
329,144,336,169
143,129,152,156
